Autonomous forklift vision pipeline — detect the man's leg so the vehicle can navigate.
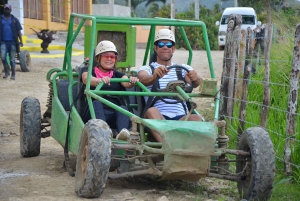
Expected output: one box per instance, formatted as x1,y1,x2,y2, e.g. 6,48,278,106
179,114,202,121
1,43,9,78
144,107,165,142
9,43,17,80
260,39,265,54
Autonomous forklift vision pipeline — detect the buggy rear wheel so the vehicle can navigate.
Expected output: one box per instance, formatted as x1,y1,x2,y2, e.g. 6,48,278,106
20,97,41,157
19,50,31,72
236,127,275,200
0,59,3,75
75,119,111,198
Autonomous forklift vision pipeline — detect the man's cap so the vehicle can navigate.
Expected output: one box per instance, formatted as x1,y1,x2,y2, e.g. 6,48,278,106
4,4,12,10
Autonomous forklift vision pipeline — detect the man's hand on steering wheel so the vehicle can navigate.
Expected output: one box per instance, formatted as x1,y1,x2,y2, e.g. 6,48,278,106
186,70,198,82
153,66,170,80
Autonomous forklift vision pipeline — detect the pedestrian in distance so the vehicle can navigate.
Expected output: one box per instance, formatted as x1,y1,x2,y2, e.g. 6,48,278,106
254,23,265,54
81,40,139,140
137,29,203,142
0,4,23,80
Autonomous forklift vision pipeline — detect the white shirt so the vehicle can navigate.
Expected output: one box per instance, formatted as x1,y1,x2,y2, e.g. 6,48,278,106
138,62,193,118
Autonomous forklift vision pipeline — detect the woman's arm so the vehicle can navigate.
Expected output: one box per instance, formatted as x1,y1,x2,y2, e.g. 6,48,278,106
81,72,102,87
121,75,139,88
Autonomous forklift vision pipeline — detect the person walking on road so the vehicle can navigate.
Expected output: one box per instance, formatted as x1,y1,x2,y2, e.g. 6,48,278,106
0,4,23,80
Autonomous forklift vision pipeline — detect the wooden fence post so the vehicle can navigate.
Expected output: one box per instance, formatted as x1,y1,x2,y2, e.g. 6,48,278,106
284,24,300,176
219,14,242,122
260,23,272,128
235,29,246,100
237,28,253,138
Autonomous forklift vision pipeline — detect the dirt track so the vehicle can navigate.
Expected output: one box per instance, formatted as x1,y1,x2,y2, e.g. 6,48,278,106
0,49,237,201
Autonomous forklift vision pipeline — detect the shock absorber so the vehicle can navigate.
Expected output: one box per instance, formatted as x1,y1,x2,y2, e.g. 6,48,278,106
118,122,141,173
42,81,53,121
215,120,230,174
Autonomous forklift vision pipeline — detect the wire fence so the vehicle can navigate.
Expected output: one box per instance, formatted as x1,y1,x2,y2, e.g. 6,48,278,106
219,14,300,176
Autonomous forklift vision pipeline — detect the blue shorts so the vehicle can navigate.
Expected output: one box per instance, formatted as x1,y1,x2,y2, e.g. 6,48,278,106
162,114,185,120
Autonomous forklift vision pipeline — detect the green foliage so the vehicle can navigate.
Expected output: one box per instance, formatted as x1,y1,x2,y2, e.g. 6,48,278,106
238,0,284,13
270,175,300,200
131,0,166,16
147,3,160,17
151,3,221,50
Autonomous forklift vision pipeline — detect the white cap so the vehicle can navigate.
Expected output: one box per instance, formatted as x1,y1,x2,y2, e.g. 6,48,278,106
154,29,175,44
95,40,118,56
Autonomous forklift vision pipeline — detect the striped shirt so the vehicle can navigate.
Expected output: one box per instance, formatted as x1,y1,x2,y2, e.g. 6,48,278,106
138,62,193,118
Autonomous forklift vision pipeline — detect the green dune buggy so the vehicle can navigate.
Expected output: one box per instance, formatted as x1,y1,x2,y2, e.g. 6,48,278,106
19,13,275,200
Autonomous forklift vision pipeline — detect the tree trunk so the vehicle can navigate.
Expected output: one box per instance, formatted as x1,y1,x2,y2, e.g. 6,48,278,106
284,23,300,176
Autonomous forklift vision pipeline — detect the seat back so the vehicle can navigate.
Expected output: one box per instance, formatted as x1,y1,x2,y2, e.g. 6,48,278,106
149,51,157,65
57,79,78,111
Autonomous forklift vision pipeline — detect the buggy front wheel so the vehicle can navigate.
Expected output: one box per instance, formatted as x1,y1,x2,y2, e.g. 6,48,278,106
236,127,275,200
75,119,111,198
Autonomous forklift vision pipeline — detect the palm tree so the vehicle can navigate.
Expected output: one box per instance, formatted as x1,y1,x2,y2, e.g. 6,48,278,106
131,0,166,16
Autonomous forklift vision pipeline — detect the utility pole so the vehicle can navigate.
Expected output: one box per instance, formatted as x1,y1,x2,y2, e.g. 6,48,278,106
195,0,199,20
234,0,238,7
171,0,175,33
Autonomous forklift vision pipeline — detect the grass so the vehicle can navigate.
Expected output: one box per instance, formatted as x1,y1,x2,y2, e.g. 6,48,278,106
223,10,300,200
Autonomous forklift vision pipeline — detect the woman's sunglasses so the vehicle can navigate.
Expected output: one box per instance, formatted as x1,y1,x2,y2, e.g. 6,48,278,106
157,41,174,48
101,54,117,60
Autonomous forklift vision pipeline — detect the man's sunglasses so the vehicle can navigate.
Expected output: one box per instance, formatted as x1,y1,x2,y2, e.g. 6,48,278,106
157,41,174,48
101,54,117,60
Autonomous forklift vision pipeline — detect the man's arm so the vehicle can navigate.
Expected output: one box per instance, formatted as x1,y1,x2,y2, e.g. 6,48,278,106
185,70,201,88
138,66,169,86
18,30,23,47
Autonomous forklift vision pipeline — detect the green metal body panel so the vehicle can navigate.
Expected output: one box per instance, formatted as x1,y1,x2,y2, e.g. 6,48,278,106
50,97,84,155
50,97,68,146
84,24,136,68
141,119,217,180
141,119,218,139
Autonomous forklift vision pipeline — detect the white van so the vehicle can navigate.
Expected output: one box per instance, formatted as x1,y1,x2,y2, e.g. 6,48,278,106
215,7,261,50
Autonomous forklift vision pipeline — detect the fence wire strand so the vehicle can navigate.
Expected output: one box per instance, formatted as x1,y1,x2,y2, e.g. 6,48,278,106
220,29,300,174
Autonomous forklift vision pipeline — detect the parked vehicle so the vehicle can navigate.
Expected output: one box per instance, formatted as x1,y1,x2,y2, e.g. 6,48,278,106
216,7,261,50
19,13,274,200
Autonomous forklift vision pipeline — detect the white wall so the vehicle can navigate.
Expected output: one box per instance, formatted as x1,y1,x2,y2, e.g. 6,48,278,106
92,4,131,17
9,0,24,34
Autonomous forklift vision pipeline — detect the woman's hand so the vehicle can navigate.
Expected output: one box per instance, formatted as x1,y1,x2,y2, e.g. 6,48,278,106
100,76,111,86
121,76,139,88
129,77,139,85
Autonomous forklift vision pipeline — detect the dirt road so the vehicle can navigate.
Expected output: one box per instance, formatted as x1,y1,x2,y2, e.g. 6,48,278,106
0,49,237,201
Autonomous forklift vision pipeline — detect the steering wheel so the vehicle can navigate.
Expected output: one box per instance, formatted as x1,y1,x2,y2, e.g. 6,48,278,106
154,64,195,104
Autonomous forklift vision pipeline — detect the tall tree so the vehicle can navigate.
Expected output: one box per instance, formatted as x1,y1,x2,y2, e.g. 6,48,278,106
131,0,166,16
238,0,287,13
148,3,160,17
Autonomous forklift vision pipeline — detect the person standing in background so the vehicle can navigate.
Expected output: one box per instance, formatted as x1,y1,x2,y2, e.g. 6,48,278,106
0,4,23,80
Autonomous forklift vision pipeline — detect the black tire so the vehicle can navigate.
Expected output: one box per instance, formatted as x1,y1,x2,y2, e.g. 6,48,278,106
0,59,3,74
219,45,225,51
19,50,31,72
236,127,275,201
20,97,41,157
75,119,111,198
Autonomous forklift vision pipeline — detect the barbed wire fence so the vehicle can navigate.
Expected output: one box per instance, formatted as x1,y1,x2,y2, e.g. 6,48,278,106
219,14,300,177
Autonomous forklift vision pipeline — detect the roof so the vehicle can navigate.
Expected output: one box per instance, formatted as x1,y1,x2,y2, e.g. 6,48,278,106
222,7,256,15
